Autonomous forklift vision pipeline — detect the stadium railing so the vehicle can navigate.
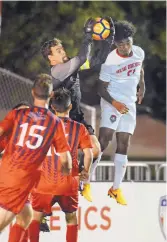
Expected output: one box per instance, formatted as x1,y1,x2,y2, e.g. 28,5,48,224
91,161,166,182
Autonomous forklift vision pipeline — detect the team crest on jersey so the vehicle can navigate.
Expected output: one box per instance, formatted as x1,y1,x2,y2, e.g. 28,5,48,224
28,112,46,121
110,114,117,123
159,195,167,240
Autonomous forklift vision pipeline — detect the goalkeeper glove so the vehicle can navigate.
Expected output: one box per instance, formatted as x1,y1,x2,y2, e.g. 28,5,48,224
84,17,96,39
103,16,115,45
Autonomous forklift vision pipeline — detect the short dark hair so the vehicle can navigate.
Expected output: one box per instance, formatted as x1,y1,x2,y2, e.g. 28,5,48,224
41,38,62,60
33,74,53,100
12,101,31,110
51,88,71,113
114,20,136,42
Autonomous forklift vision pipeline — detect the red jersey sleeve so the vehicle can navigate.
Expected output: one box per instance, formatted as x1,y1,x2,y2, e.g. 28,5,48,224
52,119,71,153
79,124,93,149
0,110,16,134
0,135,8,153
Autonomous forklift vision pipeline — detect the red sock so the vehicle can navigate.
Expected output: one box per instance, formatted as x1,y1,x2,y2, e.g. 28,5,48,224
66,224,78,242
28,220,40,242
20,230,28,242
8,223,26,242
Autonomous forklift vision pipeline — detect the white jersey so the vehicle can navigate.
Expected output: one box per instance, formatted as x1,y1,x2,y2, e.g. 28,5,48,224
99,45,145,105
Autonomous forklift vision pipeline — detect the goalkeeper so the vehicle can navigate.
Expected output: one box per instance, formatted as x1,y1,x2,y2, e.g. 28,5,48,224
41,17,115,204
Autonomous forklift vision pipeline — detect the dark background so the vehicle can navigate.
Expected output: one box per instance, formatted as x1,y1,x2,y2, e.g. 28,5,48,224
0,1,166,121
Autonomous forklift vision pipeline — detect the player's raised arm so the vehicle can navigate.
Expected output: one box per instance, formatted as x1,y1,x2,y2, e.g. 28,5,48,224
52,119,72,175
90,16,115,69
0,110,16,136
41,18,95,90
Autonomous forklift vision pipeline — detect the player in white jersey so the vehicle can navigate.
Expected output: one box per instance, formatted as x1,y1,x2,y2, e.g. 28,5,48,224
98,21,145,205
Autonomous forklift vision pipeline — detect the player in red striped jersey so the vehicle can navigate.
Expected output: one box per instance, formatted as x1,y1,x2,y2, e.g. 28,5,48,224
0,74,72,240
20,88,93,242
0,101,31,154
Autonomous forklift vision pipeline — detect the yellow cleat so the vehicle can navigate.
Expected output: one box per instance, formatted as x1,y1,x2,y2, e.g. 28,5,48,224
81,184,92,202
108,187,127,205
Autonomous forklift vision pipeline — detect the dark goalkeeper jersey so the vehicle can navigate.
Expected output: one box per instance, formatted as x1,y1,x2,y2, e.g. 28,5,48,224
51,57,82,118
51,35,92,119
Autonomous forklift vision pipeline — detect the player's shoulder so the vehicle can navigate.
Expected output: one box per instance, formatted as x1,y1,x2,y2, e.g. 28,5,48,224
51,64,58,73
6,109,18,119
69,118,81,126
48,110,61,122
106,48,117,58
68,118,85,130
51,62,67,79
51,64,60,78
104,49,119,65
132,45,145,59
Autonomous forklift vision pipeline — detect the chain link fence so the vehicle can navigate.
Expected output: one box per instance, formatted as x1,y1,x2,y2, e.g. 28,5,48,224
0,68,33,119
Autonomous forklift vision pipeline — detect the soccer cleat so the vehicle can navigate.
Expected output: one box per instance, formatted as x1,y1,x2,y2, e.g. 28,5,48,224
80,184,93,202
40,216,50,232
108,187,127,205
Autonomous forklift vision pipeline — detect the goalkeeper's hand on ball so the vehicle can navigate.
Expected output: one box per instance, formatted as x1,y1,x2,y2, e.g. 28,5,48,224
89,16,115,68
103,16,115,44
84,17,96,39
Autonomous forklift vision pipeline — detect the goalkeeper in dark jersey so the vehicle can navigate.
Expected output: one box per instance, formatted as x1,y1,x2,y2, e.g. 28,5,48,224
41,17,115,203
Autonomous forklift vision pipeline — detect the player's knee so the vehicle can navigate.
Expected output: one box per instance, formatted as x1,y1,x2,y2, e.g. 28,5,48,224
0,222,5,232
33,210,44,222
65,212,77,225
16,211,33,229
0,209,15,231
92,142,101,158
98,136,109,152
116,141,130,154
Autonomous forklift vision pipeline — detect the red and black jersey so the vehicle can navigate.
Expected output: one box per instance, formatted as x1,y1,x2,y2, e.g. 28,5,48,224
0,106,70,172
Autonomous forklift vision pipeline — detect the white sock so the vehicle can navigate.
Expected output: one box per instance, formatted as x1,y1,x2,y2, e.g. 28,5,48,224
113,153,128,190
84,152,103,184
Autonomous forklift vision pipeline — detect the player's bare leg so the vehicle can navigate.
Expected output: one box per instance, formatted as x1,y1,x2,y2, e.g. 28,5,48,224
98,127,129,205
28,210,43,242
98,127,115,152
99,129,131,205
8,203,33,242
81,135,101,202
65,212,78,242
0,207,15,232
108,132,131,205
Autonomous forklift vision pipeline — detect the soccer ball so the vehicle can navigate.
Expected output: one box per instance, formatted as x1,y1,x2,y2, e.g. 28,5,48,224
92,18,110,41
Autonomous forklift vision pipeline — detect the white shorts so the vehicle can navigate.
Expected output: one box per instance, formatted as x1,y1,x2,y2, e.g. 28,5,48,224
100,102,136,135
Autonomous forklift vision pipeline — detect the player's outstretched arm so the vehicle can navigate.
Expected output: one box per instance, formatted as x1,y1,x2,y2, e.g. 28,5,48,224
77,18,96,66
51,18,95,90
90,16,115,69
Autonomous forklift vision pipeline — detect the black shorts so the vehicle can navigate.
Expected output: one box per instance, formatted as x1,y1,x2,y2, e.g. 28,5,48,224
70,110,95,135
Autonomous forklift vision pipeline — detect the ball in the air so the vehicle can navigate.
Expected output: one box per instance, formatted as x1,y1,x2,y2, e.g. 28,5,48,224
92,18,110,41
